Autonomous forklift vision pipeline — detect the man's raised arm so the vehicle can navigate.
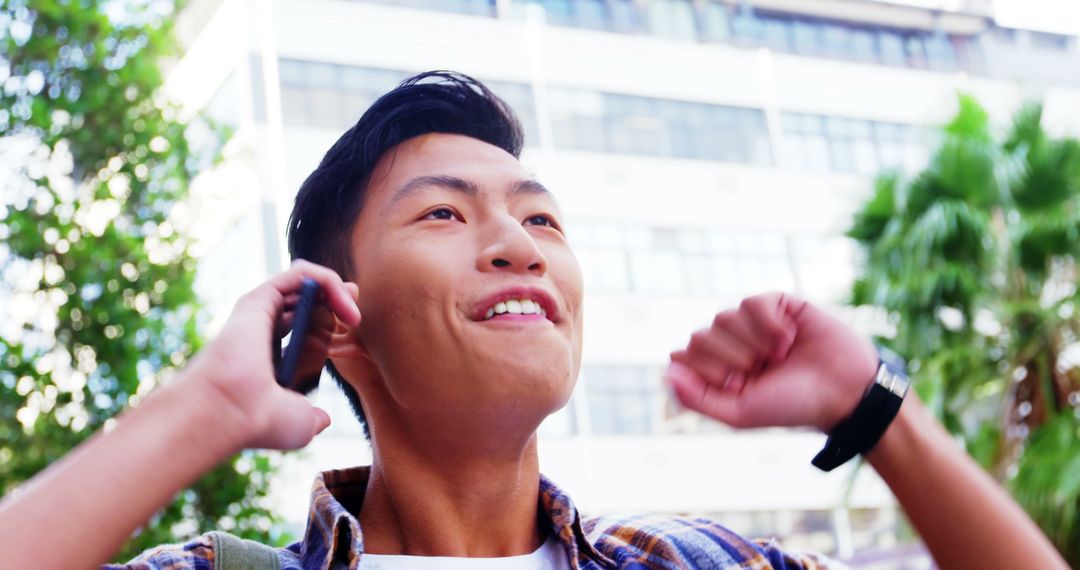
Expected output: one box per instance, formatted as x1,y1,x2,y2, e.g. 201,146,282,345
665,293,1067,569
0,261,361,569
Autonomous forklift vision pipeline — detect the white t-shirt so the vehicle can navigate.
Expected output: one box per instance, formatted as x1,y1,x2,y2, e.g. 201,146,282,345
357,535,573,570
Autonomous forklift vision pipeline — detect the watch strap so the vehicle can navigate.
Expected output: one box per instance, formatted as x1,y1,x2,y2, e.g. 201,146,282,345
811,358,910,472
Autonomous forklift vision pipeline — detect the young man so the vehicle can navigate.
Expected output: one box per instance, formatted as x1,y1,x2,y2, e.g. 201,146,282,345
0,72,1066,569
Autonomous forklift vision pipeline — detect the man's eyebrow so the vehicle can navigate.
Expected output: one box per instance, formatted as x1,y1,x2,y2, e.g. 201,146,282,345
391,175,479,202
512,179,552,197
391,176,552,202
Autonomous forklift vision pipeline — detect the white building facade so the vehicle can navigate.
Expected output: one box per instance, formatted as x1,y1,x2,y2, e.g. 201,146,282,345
169,0,1080,562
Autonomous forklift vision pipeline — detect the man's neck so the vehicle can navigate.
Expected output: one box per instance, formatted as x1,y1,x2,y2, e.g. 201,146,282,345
356,432,546,558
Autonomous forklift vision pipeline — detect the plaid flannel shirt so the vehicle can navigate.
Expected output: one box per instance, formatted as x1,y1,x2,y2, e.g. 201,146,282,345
106,466,837,570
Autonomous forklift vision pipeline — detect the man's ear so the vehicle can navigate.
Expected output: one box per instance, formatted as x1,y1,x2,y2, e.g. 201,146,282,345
328,315,369,362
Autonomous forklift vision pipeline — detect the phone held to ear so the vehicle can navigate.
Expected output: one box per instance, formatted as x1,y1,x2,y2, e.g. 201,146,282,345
275,278,320,389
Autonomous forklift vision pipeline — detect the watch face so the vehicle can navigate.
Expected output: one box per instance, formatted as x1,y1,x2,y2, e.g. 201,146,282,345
876,363,910,398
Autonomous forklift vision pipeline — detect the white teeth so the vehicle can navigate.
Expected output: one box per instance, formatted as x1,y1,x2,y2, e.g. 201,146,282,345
484,298,551,320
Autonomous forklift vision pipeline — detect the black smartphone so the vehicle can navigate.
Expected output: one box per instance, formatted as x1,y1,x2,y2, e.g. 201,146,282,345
275,278,320,388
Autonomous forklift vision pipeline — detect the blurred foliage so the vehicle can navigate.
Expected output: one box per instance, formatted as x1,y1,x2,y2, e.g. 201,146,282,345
0,0,287,562
850,94,1080,564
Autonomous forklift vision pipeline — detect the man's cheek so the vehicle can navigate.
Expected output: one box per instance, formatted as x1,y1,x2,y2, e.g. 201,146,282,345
362,278,441,346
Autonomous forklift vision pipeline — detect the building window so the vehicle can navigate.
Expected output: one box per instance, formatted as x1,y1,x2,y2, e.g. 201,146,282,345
548,87,772,165
343,1,1080,77
904,34,928,68
781,112,926,175
791,19,821,54
1029,30,1073,51
730,10,764,43
646,0,697,41
629,250,685,294
609,0,645,34
574,248,631,293
363,0,496,17
276,60,540,145
878,30,906,65
697,2,731,42
850,28,877,63
520,0,610,31
279,60,405,129
821,23,855,60
781,114,830,173
570,222,797,300
583,365,663,435
485,81,541,147
925,34,957,70
708,8,969,72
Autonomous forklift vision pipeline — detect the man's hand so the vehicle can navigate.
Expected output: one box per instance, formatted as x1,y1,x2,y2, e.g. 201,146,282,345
0,261,363,569
187,259,362,450
665,292,878,432
668,292,1068,569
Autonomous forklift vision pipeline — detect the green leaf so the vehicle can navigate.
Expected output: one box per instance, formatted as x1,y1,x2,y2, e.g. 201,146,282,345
848,93,1080,566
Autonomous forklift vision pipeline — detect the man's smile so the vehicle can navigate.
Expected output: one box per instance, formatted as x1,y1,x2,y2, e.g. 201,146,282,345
471,286,559,323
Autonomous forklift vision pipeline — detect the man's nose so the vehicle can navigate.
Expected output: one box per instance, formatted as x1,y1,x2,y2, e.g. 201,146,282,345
477,216,547,276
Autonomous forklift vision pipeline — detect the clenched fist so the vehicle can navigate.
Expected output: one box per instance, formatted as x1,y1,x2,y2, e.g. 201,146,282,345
665,293,879,432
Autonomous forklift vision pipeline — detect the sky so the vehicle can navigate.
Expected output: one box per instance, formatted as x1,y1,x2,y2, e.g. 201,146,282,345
994,0,1080,35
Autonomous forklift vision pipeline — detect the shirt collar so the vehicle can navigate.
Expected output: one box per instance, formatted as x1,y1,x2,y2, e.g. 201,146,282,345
538,474,615,568
300,467,366,569
298,466,613,570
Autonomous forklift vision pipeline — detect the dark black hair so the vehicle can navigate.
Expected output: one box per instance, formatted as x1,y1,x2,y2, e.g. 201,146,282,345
287,70,525,439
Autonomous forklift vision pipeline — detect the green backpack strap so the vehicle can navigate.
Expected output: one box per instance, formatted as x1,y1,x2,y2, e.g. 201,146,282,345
208,531,282,570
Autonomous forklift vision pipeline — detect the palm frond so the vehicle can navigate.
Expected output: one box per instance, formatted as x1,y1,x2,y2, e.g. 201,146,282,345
902,200,994,270
1011,137,1080,213
1011,413,1080,564
944,93,992,142
1004,102,1045,154
848,171,900,243
1015,218,1080,277
849,94,1080,565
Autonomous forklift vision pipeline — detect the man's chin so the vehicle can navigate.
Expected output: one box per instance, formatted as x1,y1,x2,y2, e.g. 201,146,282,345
485,355,575,389
466,365,574,416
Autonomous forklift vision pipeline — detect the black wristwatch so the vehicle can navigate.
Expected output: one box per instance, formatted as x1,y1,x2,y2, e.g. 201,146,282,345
811,353,910,472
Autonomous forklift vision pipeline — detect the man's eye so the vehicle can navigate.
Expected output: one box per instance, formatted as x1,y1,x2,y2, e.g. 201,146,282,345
525,214,557,228
423,207,460,221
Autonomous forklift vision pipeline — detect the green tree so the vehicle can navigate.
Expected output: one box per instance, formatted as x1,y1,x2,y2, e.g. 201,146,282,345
0,0,285,562
850,95,1080,564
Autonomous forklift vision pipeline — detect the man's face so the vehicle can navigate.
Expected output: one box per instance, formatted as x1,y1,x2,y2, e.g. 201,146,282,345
342,133,583,437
